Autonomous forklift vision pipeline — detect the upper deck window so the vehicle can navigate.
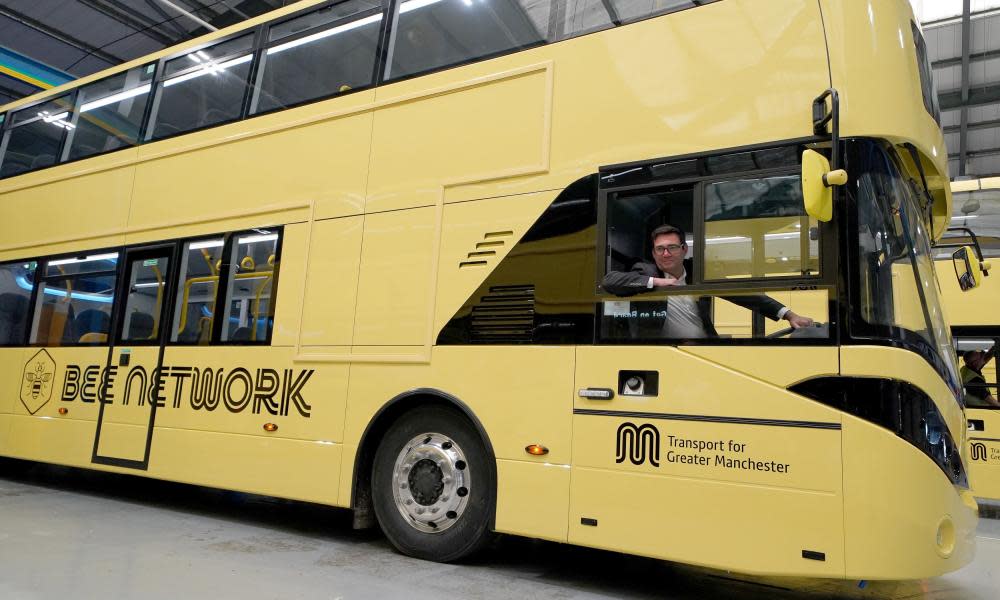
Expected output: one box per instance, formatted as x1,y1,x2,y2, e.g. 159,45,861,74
147,34,256,140
0,95,74,178
63,64,155,161
911,21,940,124
386,0,547,81
384,0,713,81
251,0,383,114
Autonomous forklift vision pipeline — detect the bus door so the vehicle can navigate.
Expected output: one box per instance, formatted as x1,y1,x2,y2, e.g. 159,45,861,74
93,246,176,469
957,335,1000,500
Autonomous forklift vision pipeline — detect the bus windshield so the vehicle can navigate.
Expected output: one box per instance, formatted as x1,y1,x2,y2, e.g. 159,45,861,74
852,141,962,399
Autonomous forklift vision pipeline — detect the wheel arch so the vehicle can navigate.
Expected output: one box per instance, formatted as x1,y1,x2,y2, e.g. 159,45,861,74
350,388,497,529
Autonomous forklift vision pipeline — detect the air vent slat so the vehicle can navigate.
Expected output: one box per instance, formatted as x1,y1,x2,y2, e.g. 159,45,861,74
470,284,535,343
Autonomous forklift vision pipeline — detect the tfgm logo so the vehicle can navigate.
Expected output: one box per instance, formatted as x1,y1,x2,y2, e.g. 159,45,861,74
615,422,660,467
20,349,56,415
971,442,988,462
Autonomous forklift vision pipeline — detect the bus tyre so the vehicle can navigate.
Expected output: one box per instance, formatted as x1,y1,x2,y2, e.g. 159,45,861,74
372,406,495,562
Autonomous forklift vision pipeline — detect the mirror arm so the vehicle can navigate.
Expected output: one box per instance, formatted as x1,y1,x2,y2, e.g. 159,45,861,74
947,227,986,264
813,88,840,170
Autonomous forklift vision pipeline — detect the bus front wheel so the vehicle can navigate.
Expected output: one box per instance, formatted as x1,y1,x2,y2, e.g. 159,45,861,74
372,406,495,562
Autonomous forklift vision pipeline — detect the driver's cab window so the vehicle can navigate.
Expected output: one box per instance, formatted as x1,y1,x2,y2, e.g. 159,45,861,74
599,163,828,344
956,337,1000,409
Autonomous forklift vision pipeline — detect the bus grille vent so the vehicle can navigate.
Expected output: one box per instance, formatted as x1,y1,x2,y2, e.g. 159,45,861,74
459,230,513,268
470,284,534,343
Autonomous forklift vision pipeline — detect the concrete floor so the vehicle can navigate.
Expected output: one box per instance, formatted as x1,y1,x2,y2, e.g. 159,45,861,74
0,459,997,600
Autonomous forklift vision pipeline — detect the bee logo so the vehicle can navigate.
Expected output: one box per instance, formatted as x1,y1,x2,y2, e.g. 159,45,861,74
20,349,56,415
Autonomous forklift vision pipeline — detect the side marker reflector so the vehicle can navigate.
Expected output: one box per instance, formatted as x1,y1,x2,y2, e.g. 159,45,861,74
525,444,548,456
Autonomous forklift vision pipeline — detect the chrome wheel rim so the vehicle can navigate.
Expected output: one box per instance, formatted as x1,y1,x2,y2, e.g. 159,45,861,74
391,432,470,534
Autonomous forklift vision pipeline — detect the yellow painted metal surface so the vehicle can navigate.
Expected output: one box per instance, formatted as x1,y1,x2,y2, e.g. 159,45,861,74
494,460,570,543
967,408,1000,500
299,217,364,347
0,0,975,580
939,258,1000,327
0,348,28,415
568,346,844,575
841,412,977,579
681,346,839,388
821,0,952,239
353,206,436,346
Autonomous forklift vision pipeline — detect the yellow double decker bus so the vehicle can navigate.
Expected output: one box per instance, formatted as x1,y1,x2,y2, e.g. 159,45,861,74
938,177,1000,500
0,0,977,579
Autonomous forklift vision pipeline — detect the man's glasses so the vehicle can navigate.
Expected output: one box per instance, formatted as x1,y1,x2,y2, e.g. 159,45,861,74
653,244,685,255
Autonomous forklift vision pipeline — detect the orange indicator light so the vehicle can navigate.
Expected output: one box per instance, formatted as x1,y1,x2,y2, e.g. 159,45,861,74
58,408,68,415
263,423,278,432
525,444,548,456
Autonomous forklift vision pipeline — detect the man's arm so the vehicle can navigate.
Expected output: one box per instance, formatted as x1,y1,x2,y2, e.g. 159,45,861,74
601,263,659,297
719,294,787,321
720,295,814,328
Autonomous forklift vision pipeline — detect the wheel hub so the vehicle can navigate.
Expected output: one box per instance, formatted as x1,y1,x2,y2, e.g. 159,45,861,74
392,433,470,534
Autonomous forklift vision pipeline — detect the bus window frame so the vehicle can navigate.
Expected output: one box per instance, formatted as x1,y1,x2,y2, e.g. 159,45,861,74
60,62,158,165
28,245,121,348
112,243,181,348
249,0,389,117
206,226,284,347
0,258,41,347
596,140,839,297
953,329,1000,410
144,28,266,143
0,91,78,180
696,171,823,284
840,140,961,399
0,0,726,180
593,139,840,347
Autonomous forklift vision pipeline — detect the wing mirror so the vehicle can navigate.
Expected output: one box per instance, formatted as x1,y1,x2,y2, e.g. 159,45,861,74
801,149,847,222
953,246,992,291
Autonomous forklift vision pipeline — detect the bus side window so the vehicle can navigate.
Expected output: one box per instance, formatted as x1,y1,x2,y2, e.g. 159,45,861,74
385,0,548,81
63,64,155,162
146,34,255,140
171,238,224,345
702,174,820,281
0,261,37,346
219,229,281,343
30,253,118,347
604,186,695,276
0,95,74,178
251,0,383,114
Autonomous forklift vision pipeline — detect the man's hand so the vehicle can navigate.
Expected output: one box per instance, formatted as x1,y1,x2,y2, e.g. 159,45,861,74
651,275,681,288
784,310,814,329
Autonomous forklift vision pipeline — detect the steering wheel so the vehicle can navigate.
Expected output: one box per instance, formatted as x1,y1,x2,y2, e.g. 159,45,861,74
765,322,826,339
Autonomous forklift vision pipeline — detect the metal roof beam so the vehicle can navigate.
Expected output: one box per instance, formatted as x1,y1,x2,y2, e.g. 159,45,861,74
0,46,74,90
948,146,1000,160
0,5,124,67
944,117,1000,134
960,0,972,176
153,0,218,31
938,83,1000,110
78,0,179,47
933,47,1000,69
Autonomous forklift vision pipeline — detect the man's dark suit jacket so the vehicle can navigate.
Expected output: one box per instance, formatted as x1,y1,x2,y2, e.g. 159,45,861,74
600,259,785,338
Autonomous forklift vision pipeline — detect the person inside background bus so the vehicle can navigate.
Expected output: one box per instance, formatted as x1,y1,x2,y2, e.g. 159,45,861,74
601,224,814,338
961,349,1000,408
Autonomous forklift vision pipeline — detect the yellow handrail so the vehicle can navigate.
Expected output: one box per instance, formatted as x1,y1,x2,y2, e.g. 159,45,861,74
176,270,272,338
